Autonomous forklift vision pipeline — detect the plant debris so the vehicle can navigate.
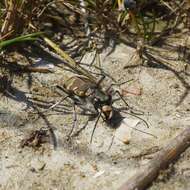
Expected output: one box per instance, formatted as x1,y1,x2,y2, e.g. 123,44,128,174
20,128,50,148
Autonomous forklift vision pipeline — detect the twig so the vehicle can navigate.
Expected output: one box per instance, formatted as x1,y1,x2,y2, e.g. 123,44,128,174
118,126,190,190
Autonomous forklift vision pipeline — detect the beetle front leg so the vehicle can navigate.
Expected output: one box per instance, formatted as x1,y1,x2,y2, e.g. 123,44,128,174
112,90,132,109
90,111,101,143
97,75,106,86
67,103,77,137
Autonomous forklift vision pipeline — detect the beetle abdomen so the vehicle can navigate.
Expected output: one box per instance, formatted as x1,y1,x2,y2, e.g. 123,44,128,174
64,76,95,97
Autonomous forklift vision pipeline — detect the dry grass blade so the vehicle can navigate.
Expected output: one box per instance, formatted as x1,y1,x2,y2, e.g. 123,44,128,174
1,0,26,39
43,36,96,83
1,0,15,37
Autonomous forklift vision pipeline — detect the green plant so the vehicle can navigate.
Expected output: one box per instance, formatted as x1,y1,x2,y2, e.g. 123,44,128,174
0,32,43,50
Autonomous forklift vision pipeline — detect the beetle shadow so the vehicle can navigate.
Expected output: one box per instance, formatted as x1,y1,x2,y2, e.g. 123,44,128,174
106,109,124,129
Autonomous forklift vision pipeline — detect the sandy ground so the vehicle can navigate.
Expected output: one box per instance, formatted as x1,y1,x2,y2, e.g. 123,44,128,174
0,39,190,190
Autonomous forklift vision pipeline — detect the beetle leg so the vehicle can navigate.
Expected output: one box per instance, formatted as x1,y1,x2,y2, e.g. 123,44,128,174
56,85,69,94
113,90,144,115
68,103,77,137
90,111,101,143
71,119,89,137
89,49,99,66
41,95,69,113
113,90,131,109
97,75,106,86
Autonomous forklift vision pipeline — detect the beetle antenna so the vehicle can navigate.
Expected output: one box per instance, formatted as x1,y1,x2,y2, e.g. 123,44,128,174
107,116,157,151
117,108,150,128
114,90,150,127
106,79,134,92
120,117,157,138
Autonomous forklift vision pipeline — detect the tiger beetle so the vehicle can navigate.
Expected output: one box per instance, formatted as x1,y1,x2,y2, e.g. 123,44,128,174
56,75,151,143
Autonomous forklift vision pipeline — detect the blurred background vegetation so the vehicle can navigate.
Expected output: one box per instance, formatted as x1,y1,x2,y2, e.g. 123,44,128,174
0,0,190,63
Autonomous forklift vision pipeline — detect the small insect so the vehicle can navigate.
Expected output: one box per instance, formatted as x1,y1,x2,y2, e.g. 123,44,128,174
56,75,150,142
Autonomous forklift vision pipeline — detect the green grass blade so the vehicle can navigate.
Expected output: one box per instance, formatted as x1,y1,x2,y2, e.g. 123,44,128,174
0,32,44,50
